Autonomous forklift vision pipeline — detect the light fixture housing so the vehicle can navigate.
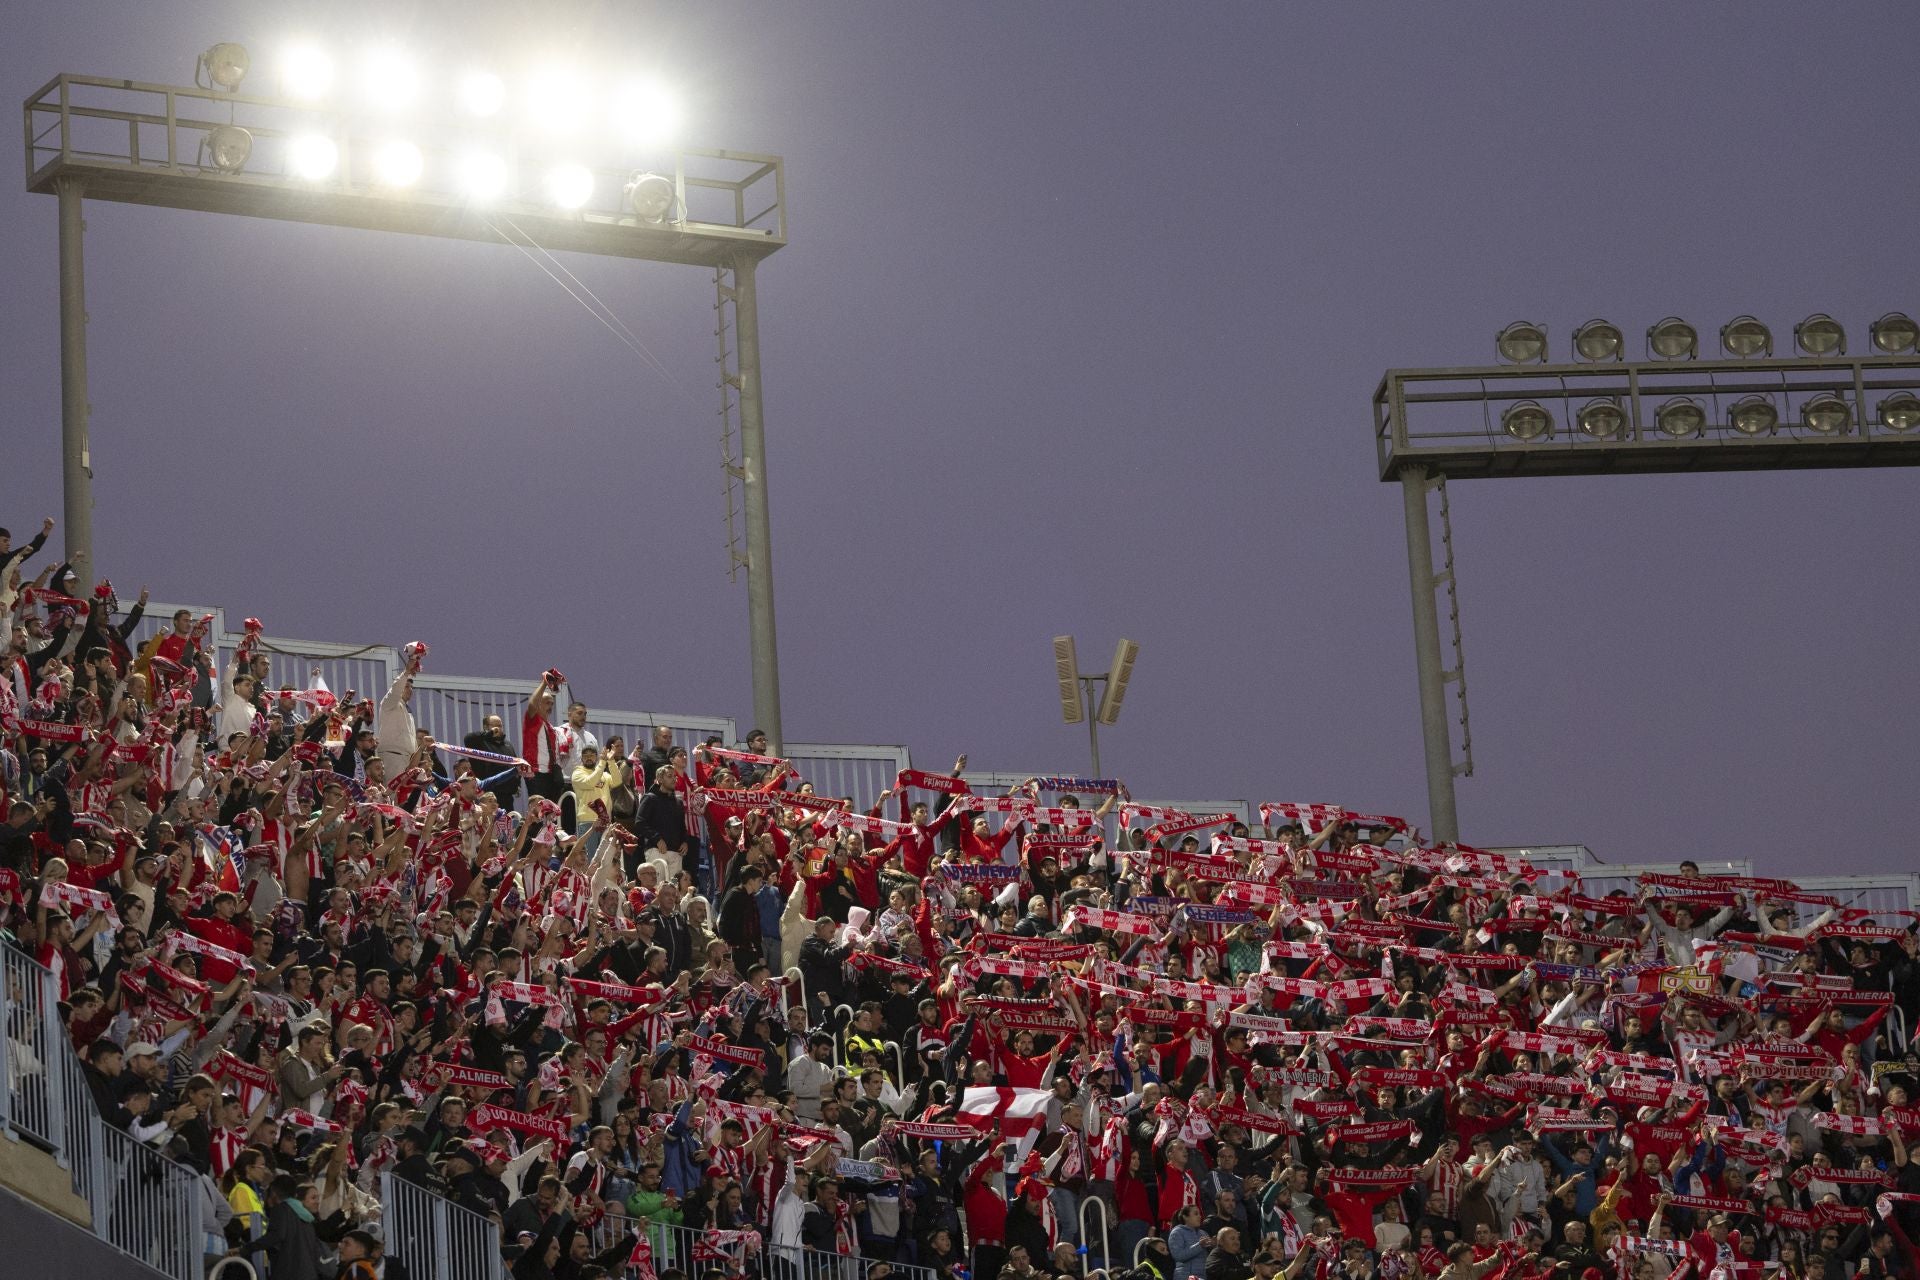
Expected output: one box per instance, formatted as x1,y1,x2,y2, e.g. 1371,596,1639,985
286,134,339,181
1653,397,1704,439
1728,395,1778,436
1572,319,1623,363
1794,313,1845,357
199,42,250,91
1869,312,1918,355
204,125,252,173
624,172,676,223
1495,322,1547,365
1052,636,1083,725
1095,639,1139,726
1720,315,1772,358
372,139,424,187
1576,398,1625,440
1800,394,1851,434
1502,400,1554,441
545,163,595,209
279,43,334,101
1878,392,1920,433
1646,317,1697,361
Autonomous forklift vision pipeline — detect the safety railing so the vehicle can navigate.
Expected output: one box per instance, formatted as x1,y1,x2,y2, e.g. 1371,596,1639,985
123,601,917,809
768,1240,943,1280
1,941,202,1280
1079,1193,1112,1269
382,1170,507,1280
786,743,911,813
89,1119,200,1278
0,940,64,1153
589,1216,942,1280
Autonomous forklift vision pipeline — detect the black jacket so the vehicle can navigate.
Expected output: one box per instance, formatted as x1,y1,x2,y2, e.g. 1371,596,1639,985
636,788,688,852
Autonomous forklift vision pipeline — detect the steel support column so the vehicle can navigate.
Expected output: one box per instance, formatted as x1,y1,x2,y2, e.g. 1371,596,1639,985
56,175,93,574
1081,675,1104,777
1400,465,1459,842
730,254,783,752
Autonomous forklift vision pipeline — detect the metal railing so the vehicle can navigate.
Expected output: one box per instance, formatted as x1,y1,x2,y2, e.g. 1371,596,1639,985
89,1119,200,1278
590,1216,943,1280
382,1170,507,1280
1079,1193,1112,1269
0,941,64,1153
1,942,202,1279
121,600,917,809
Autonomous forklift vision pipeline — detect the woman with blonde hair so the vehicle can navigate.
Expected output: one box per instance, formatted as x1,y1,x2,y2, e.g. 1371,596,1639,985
312,1138,380,1231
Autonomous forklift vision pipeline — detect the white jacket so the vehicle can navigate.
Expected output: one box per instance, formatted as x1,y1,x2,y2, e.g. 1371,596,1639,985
375,672,417,780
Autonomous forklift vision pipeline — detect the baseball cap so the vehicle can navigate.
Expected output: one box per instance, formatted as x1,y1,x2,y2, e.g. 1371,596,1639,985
126,1041,162,1058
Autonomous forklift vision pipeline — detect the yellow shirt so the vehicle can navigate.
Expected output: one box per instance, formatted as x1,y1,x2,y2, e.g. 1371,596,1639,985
227,1180,264,1237
572,759,613,819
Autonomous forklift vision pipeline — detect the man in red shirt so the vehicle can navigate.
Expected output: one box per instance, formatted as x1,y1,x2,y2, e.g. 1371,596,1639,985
185,892,255,983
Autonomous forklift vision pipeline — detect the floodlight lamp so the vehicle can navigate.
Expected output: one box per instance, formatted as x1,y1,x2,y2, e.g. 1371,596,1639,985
1800,394,1850,434
1646,317,1697,361
200,42,250,91
1095,639,1139,726
625,172,676,223
1575,398,1624,440
1794,313,1845,357
280,43,334,101
1870,312,1918,355
457,69,506,117
204,125,252,174
1727,395,1778,437
361,46,421,111
1877,392,1920,433
1653,397,1704,439
1495,321,1547,364
545,163,595,209
1502,400,1554,441
1572,319,1623,363
1720,315,1772,358
286,134,339,181
372,139,424,187
613,77,682,144
1052,636,1083,725
456,150,511,201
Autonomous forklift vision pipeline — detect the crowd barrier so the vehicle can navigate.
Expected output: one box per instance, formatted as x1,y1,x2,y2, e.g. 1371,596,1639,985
588,1214,945,1280
127,602,914,809
382,1169,507,1280
0,941,199,1280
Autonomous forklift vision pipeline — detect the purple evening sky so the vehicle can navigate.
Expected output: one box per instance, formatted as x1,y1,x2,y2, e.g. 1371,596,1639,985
2,3,1915,876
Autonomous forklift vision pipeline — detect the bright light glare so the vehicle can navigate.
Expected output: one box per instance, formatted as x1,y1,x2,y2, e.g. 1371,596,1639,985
456,150,511,201
372,139,424,187
545,163,595,209
612,77,682,144
280,43,334,100
286,134,339,181
457,69,506,117
525,67,589,133
361,46,422,110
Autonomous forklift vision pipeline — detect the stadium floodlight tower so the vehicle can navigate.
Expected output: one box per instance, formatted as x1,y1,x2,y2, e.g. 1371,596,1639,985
1374,313,1920,842
24,40,793,750
1052,635,1139,777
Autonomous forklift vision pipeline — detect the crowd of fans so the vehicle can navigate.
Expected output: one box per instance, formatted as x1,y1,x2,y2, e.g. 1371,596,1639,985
4,517,1920,1280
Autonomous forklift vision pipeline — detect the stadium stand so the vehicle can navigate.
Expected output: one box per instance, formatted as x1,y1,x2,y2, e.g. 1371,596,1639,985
2,520,1919,1280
